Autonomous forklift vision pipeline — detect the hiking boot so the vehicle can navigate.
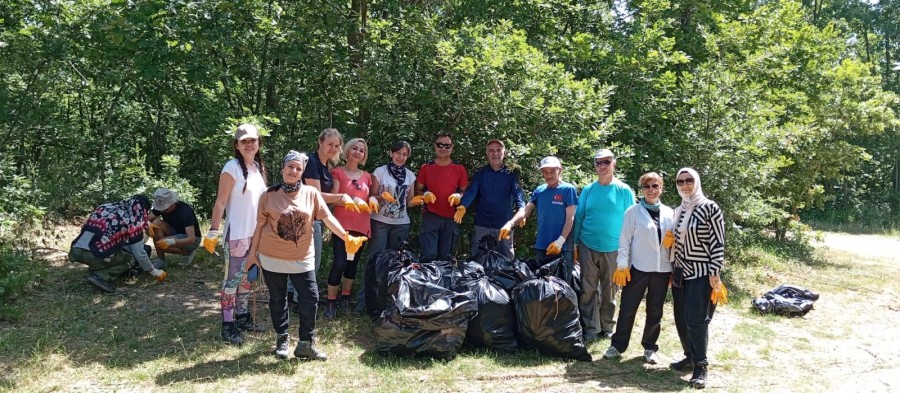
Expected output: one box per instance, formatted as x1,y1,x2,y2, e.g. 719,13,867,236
235,313,266,332
644,349,659,364
324,299,337,319
86,272,116,293
670,357,694,372
221,322,244,346
294,341,328,361
689,363,708,389
603,345,622,359
274,334,290,359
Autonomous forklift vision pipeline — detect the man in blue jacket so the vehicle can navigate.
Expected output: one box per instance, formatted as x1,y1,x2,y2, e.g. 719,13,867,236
454,139,526,259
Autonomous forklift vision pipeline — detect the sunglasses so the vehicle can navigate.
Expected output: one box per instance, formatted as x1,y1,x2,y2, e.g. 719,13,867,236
351,179,362,190
676,178,695,186
641,184,661,190
435,142,453,149
594,159,612,167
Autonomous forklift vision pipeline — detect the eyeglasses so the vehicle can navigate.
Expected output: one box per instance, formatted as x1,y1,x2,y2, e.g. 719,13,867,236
641,184,661,190
351,179,362,190
594,159,612,167
676,178,695,186
435,142,453,149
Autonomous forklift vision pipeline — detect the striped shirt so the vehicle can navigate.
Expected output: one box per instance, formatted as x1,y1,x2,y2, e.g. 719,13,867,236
673,201,725,279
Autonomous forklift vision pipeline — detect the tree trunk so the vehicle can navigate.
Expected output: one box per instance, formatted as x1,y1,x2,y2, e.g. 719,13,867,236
348,0,369,136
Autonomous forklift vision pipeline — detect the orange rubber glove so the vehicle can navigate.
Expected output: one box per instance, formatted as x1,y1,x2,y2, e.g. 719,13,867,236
155,238,175,251
368,196,380,213
711,283,729,304
381,191,397,204
546,236,565,255
345,234,368,260
342,194,360,213
423,191,437,204
518,217,526,228
151,269,167,282
203,229,220,254
498,222,512,240
613,267,631,287
353,197,370,213
410,195,424,206
448,193,462,206
453,206,466,224
663,230,675,249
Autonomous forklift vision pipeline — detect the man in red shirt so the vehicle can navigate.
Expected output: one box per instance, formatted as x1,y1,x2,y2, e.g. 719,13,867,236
413,132,469,261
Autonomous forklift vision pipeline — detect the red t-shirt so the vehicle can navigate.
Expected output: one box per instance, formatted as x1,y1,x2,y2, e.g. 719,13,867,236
417,161,468,218
332,168,372,236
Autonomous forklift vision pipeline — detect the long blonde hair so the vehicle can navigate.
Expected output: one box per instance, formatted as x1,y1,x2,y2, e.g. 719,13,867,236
318,128,343,167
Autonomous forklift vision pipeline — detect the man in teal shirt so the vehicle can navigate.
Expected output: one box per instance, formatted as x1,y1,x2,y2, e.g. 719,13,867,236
573,149,636,342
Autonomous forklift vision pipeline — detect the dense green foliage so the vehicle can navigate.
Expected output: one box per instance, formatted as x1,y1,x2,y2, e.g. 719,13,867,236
1,0,898,245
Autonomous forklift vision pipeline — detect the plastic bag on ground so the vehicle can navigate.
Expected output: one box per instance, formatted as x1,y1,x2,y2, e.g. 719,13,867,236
375,269,478,360
432,259,485,289
752,284,818,316
363,245,417,318
537,257,582,296
512,272,591,361
460,276,518,352
473,235,509,269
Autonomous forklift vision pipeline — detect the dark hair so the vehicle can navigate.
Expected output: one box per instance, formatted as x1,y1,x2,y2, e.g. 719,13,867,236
132,195,151,211
232,139,268,193
434,132,452,142
391,140,412,154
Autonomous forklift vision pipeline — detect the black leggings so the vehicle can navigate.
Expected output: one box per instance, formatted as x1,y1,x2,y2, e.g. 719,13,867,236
328,230,366,287
672,275,717,365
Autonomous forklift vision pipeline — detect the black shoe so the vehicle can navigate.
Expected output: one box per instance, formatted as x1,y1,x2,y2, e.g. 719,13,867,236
221,322,244,346
294,340,328,361
324,300,337,319
670,357,694,372
235,313,266,332
689,364,708,389
86,272,116,293
582,332,598,344
599,331,613,339
274,334,290,359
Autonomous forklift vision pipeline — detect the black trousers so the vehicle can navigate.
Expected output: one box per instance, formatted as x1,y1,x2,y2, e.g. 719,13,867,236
672,275,717,365
610,267,669,352
263,268,318,341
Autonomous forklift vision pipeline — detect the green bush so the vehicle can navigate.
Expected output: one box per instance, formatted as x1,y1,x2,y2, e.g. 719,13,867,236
0,246,46,303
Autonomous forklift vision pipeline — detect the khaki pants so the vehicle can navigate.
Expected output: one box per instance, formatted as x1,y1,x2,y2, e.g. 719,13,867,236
68,247,132,281
578,245,618,335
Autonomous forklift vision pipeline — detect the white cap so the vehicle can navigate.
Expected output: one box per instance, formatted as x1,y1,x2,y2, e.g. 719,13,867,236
151,188,178,211
539,156,562,169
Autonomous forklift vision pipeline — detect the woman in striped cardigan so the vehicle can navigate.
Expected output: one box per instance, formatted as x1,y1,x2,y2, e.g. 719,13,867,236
669,168,725,389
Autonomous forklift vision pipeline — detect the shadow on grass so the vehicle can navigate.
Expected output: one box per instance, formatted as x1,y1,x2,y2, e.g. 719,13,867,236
564,355,685,390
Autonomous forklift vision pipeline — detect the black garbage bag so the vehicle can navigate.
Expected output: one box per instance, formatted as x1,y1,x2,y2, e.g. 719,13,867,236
770,284,820,301
432,259,485,289
364,245,417,318
752,284,818,316
461,276,518,352
375,271,478,360
512,272,592,361
488,258,535,294
538,257,582,296
473,235,509,267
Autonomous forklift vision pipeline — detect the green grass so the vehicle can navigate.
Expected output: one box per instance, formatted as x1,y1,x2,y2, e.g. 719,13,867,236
2,226,899,391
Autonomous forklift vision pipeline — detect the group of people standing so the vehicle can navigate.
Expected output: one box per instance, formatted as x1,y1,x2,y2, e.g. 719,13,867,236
68,123,725,389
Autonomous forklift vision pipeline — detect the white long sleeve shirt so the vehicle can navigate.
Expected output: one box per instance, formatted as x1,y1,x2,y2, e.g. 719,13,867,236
616,203,675,273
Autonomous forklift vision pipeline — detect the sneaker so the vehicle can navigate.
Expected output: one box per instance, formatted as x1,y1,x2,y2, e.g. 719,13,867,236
603,345,622,359
644,349,659,364
599,330,613,339
294,341,328,361
689,364,708,389
274,334,290,359
582,332,598,344
235,313,267,332
86,272,116,293
670,357,694,372
221,322,244,346
324,299,337,319
152,259,166,270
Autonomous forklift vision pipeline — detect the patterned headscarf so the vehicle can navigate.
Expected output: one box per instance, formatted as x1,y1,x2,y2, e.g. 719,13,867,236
280,150,308,193
77,196,150,258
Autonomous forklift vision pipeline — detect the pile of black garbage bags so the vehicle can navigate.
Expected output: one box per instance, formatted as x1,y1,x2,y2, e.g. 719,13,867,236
366,237,591,361
752,284,819,316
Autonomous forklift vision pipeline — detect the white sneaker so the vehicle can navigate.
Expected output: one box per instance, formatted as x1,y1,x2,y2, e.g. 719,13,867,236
603,345,622,359
644,349,659,364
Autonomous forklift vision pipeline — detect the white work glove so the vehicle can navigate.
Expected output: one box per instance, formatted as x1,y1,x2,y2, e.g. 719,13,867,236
150,268,168,282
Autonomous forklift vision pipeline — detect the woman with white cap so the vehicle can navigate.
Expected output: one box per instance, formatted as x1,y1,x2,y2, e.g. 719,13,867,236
206,124,269,346
668,168,725,389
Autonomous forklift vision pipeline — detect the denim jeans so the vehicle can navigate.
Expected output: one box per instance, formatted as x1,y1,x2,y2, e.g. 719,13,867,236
418,211,459,261
263,268,318,341
672,275,717,365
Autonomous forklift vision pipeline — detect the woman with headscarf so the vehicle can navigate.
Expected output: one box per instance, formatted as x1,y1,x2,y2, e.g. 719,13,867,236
69,195,167,293
603,172,674,365
207,124,269,346
245,150,366,360
669,168,726,389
